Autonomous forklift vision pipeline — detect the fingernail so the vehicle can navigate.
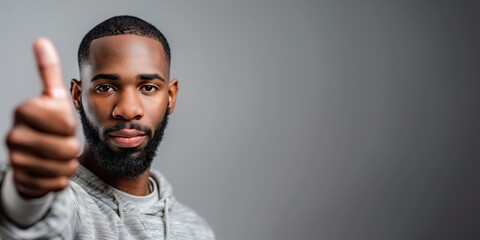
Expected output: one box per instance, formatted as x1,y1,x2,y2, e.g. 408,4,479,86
36,38,59,66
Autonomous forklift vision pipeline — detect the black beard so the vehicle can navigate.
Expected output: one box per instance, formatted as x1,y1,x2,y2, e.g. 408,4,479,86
79,105,169,177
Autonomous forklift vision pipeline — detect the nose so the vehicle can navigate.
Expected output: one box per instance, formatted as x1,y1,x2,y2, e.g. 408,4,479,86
112,89,144,120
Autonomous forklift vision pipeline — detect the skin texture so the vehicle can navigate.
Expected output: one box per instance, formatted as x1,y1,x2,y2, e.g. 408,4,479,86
71,35,177,196
6,35,177,198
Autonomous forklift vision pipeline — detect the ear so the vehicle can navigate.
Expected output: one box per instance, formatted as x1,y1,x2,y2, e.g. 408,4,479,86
167,79,178,115
70,79,82,111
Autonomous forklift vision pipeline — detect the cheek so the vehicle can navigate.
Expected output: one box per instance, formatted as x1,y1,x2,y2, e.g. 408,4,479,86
141,96,168,124
83,93,113,125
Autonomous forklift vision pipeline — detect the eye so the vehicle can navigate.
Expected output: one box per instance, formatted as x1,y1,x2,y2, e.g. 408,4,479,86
140,85,158,92
95,85,116,93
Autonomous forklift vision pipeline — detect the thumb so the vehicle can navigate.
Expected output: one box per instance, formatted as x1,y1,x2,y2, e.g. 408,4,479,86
33,37,67,99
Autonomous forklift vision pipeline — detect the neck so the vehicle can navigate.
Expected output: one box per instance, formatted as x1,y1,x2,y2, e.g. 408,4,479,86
79,147,151,196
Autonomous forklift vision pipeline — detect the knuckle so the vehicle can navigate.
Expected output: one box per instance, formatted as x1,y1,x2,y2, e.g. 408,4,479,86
65,160,79,176
57,177,69,189
5,130,16,147
6,129,17,145
13,107,24,121
14,99,37,121
9,151,24,168
13,104,28,121
62,137,81,157
6,127,25,148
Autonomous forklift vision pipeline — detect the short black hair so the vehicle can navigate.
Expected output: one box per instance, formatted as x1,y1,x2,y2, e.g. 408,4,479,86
78,15,171,68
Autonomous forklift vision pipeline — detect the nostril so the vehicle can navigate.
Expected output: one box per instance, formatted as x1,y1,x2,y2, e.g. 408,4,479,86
111,90,144,120
112,105,144,120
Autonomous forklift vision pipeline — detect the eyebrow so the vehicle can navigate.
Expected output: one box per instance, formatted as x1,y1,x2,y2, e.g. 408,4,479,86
91,74,120,82
138,74,165,82
90,73,165,82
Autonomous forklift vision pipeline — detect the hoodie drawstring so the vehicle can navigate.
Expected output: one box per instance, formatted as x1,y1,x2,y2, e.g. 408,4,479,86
113,192,170,240
112,192,124,220
163,197,170,240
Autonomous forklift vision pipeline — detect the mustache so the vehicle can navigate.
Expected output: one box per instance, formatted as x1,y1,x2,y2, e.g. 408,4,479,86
104,122,153,138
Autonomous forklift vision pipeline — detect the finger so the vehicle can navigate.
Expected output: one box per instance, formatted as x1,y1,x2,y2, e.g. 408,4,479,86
10,151,78,178
33,37,67,99
6,123,81,160
15,184,50,199
14,98,76,136
14,171,69,198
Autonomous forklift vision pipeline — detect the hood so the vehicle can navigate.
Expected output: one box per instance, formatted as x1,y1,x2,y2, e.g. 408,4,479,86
72,164,175,239
73,164,176,214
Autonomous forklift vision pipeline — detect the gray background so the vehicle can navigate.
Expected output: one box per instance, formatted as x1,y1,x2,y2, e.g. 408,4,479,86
0,1,479,239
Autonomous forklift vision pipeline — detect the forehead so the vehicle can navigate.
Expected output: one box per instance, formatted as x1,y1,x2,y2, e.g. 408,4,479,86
82,34,169,79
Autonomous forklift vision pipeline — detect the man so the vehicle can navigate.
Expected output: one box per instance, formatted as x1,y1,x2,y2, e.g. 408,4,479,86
0,15,215,239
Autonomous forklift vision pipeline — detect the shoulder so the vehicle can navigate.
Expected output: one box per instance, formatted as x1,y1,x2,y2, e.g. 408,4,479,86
171,201,216,239
150,169,215,239
173,201,207,222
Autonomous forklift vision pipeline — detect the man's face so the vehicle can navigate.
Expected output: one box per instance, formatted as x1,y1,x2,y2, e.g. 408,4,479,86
72,35,177,177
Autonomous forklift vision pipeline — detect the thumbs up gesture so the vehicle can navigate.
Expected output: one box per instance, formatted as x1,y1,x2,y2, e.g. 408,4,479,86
5,38,80,198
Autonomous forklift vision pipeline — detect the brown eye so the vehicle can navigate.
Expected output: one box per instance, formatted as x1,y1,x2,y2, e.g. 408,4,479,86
95,85,115,93
140,85,158,92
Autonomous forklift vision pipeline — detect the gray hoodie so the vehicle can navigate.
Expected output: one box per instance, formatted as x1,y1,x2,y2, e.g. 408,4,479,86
0,164,215,240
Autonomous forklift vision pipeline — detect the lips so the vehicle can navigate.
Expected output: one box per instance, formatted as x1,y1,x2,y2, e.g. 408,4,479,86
108,129,147,148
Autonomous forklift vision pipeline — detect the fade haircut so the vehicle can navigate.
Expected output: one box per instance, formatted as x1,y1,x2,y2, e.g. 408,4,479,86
77,15,171,68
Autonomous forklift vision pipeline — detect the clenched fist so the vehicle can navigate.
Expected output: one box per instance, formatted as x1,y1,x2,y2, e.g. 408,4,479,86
5,38,80,199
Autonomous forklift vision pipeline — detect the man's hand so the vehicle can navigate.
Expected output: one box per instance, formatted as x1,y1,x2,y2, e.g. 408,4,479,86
5,38,80,199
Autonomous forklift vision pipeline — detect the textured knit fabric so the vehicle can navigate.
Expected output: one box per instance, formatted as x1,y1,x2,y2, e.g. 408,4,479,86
0,164,215,240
